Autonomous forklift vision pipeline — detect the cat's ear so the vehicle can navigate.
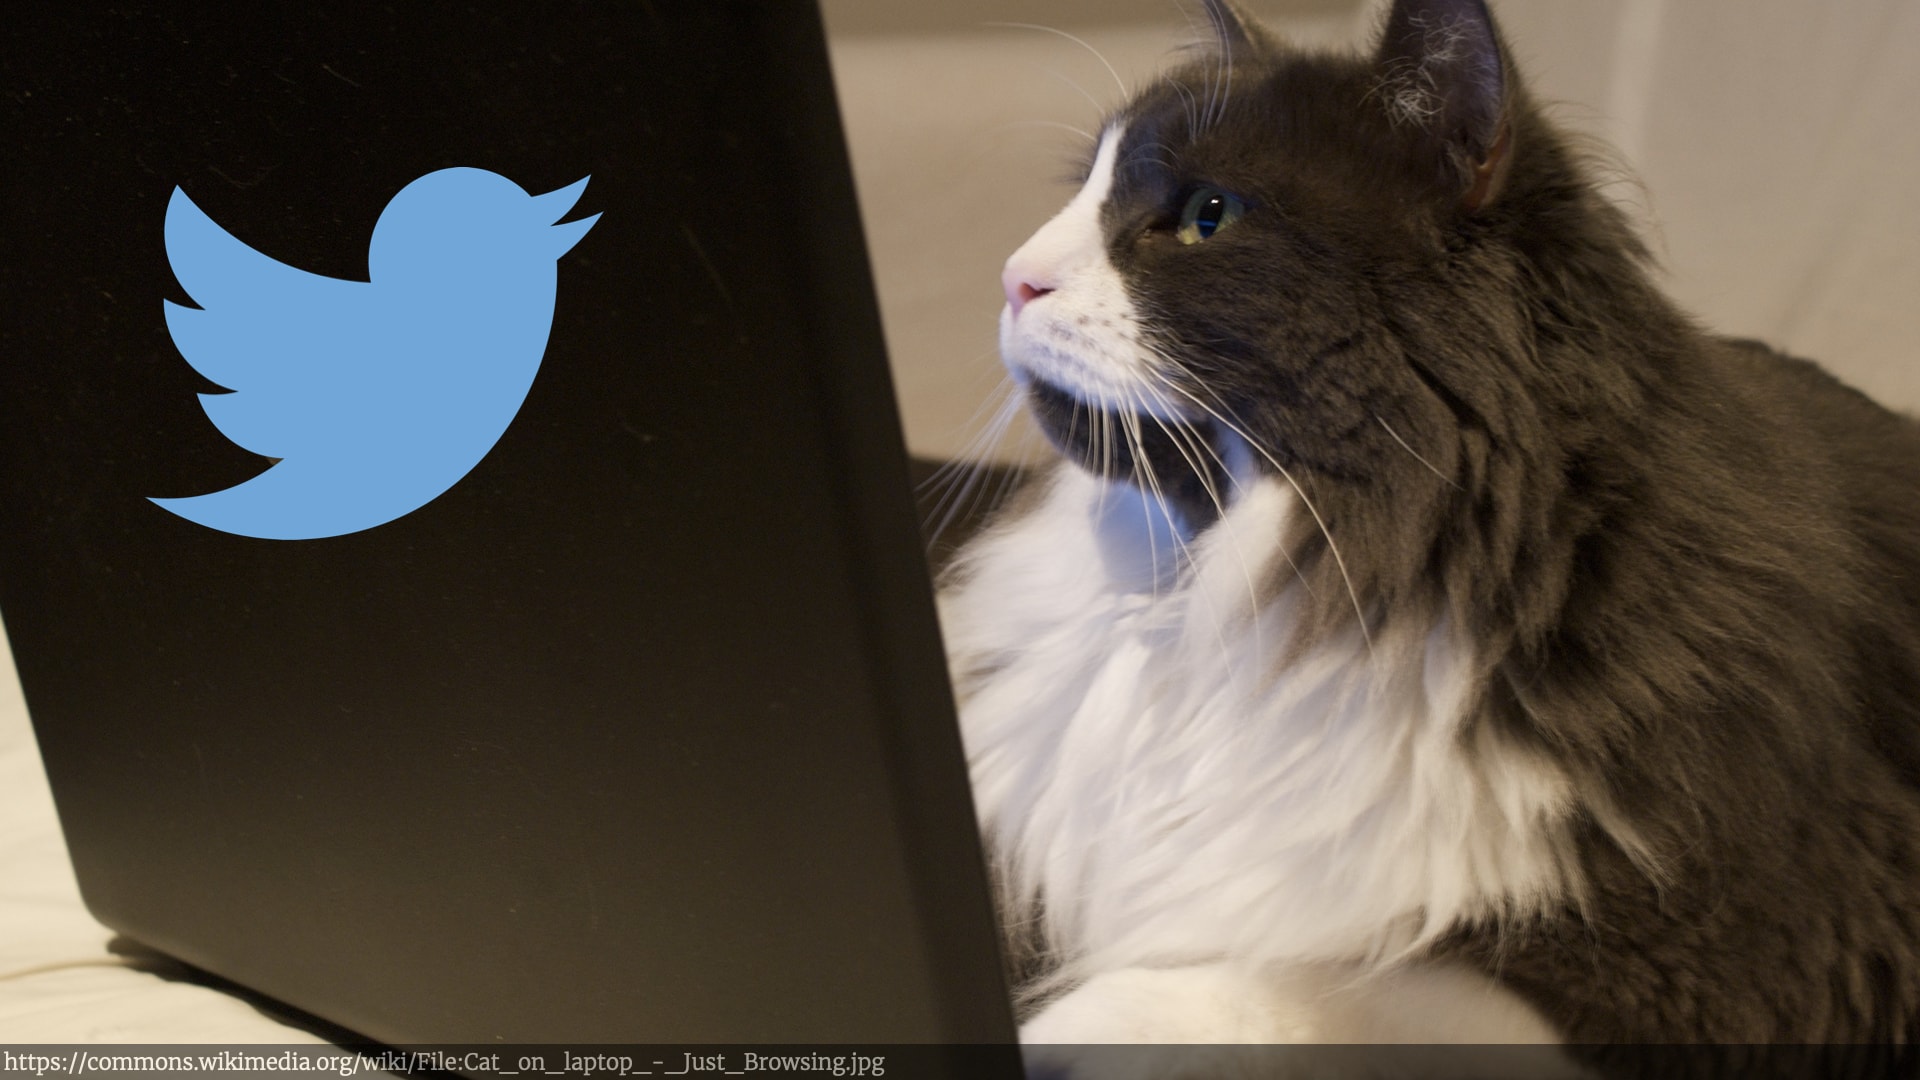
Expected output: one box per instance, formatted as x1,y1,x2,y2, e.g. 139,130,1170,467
1374,0,1514,212
1201,0,1276,56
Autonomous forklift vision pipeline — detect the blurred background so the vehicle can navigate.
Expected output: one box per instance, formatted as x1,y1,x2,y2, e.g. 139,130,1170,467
819,0,1920,464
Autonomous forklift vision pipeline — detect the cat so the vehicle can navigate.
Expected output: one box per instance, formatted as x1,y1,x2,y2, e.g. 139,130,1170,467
935,0,1920,1074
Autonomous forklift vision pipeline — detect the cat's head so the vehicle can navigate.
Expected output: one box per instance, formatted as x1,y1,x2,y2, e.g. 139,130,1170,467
998,0,1636,542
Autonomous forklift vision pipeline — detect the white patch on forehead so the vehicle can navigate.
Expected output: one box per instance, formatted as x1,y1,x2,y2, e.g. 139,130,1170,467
1015,124,1123,269
1086,124,1123,197
998,122,1193,423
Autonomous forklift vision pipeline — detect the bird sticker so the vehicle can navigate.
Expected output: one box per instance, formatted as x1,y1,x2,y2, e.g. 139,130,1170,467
151,167,600,540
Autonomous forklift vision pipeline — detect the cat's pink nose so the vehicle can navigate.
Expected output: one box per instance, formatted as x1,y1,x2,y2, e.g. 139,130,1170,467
1002,266,1054,317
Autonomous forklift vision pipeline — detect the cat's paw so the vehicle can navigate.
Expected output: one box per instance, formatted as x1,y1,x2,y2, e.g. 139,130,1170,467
1019,965,1315,1080
1021,964,1312,1044
1016,962,1593,1080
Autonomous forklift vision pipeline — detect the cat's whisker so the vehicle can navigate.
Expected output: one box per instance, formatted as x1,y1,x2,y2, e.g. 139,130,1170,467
1000,431,1041,507
1137,372,1268,660
1134,366,1236,506
1134,375,1238,535
1088,394,1105,481
1133,350,1316,611
1118,384,1201,540
1122,140,1181,174
1088,386,1152,587
916,430,996,522
1097,392,1116,520
1165,76,1201,142
1131,388,1246,674
1151,374,1374,654
1373,414,1463,492
1198,60,1219,137
1148,141,1185,172
1206,27,1233,132
919,406,1016,525
921,387,1027,548
1113,394,1181,599
1039,70,1110,126
1137,385,1230,531
928,368,1021,467
1192,8,1239,136
923,468,991,553
930,370,1021,462
1075,387,1114,530
983,22,1127,100
991,118,1098,144
1120,409,1209,612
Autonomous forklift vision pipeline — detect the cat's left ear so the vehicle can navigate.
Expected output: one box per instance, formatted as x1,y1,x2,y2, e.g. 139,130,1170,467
1375,0,1514,213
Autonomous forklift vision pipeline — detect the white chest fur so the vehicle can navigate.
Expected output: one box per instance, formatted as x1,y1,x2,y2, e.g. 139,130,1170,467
939,466,1582,980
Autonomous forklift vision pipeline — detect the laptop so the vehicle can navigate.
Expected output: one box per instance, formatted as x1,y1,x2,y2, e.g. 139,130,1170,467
0,0,1020,1063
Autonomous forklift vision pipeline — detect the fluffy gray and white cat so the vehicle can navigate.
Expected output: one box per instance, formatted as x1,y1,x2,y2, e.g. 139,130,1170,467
936,0,1920,1072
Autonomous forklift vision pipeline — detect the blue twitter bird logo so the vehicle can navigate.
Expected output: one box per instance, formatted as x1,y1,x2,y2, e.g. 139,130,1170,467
151,168,599,540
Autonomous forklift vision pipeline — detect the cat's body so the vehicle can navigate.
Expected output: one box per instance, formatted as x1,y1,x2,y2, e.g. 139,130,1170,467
937,0,1920,1068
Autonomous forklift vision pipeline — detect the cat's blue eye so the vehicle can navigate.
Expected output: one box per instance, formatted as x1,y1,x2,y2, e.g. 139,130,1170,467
1176,187,1246,244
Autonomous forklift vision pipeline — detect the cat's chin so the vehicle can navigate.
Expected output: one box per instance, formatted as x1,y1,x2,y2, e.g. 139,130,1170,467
1018,371,1232,531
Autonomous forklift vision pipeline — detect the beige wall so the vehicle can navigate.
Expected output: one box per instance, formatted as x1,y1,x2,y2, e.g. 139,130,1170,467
823,1,1920,464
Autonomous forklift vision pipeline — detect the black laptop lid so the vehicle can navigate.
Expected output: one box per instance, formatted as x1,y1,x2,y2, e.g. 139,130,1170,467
1,1,1015,1052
